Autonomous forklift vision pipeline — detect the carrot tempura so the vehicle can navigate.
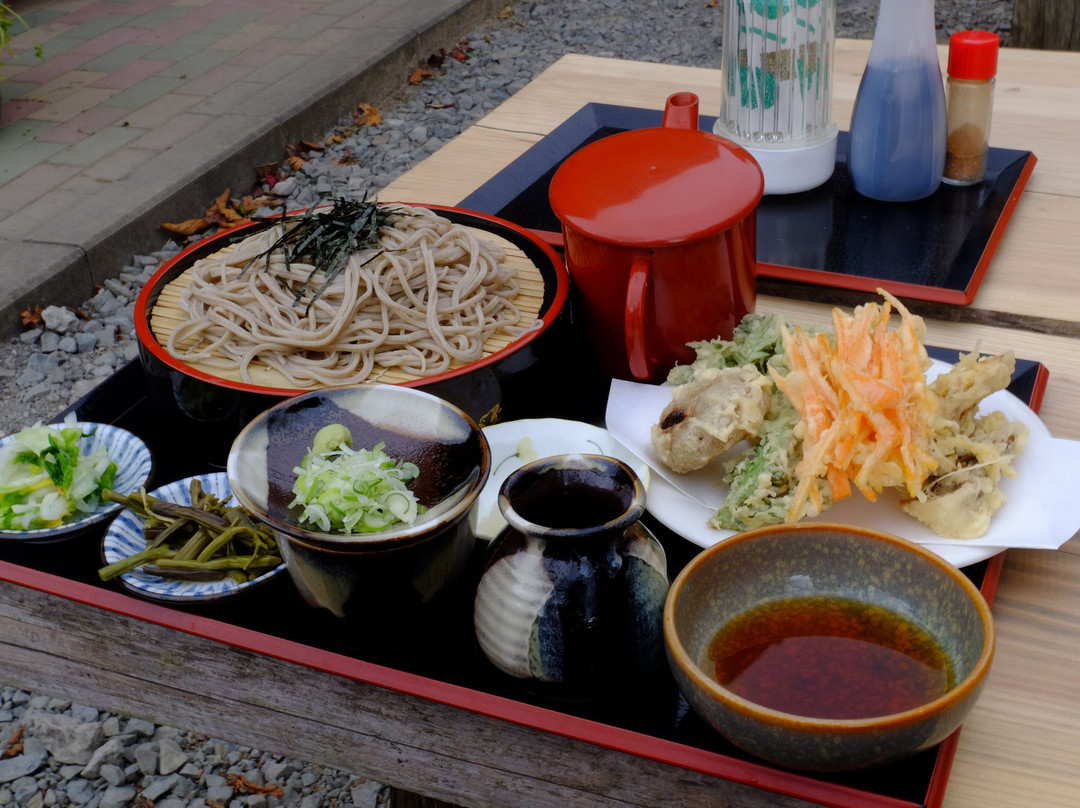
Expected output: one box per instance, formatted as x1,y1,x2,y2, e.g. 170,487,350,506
769,290,940,522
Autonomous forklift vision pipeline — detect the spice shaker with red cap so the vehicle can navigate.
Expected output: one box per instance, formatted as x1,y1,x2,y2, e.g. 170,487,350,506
943,31,1000,186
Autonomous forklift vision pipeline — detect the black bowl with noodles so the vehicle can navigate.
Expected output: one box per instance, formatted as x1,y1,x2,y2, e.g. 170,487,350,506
134,204,572,464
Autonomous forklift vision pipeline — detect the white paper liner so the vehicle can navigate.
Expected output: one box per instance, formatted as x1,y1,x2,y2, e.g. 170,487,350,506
605,361,1080,558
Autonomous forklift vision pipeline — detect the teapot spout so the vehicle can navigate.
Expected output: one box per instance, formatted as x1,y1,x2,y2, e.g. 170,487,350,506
662,92,700,130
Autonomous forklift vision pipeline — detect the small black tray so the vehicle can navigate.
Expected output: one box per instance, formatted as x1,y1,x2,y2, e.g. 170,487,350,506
459,103,1037,305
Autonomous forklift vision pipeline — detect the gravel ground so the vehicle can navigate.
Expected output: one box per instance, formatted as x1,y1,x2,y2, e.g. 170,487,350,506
0,1,1014,806
0,0,1015,438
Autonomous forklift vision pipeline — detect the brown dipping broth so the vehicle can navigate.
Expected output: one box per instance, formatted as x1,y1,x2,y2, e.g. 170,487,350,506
509,465,633,529
708,596,954,720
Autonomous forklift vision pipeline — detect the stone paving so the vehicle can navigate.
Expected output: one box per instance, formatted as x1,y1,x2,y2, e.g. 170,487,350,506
0,0,500,338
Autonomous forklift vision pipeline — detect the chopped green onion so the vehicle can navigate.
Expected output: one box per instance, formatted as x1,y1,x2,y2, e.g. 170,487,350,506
289,433,423,535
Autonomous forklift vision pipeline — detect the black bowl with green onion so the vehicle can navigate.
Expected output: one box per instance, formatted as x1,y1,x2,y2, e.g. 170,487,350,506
227,383,490,648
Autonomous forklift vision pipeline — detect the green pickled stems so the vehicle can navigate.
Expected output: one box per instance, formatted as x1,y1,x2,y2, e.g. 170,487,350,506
98,480,281,583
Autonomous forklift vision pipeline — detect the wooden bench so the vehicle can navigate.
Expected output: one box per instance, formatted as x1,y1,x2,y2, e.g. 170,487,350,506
1013,0,1080,50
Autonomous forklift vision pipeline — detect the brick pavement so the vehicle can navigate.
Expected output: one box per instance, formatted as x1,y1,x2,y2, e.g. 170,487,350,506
0,0,500,337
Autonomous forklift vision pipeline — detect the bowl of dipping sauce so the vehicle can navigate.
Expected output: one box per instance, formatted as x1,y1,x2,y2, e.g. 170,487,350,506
664,523,994,771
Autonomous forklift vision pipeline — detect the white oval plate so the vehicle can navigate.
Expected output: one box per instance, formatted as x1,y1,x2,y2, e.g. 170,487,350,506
606,360,1080,568
472,418,652,541
101,472,287,603
0,422,153,543
642,475,1005,568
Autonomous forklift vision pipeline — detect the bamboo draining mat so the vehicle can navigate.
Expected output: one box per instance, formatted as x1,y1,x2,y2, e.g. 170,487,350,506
149,226,545,390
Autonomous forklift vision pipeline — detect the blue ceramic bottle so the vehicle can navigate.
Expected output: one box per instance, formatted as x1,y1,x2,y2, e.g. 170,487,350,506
848,0,947,202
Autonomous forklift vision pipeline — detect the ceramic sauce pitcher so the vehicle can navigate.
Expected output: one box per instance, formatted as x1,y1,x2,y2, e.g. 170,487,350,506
473,454,669,694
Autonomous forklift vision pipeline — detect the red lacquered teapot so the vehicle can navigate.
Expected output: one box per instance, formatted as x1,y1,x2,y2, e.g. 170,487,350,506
549,92,764,383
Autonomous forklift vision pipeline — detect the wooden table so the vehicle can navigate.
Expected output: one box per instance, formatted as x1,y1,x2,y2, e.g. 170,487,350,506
3,41,1080,808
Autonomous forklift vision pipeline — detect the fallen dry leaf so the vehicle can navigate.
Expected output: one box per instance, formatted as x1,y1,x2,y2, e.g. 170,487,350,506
225,772,285,797
240,194,277,214
204,211,232,226
161,218,210,236
498,4,515,19
332,147,359,166
705,0,719,6
409,67,433,85
285,142,318,161
285,155,306,171
204,207,240,225
2,727,24,759
20,305,43,329
205,206,253,229
202,191,252,228
163,188,240,234
355,102,382,126
206,188,233,216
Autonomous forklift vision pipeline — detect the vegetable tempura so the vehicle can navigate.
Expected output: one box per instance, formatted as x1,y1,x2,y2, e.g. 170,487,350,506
652,292,1029,538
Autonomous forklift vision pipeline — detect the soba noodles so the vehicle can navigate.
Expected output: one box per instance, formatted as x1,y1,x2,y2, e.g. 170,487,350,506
166,205,528,387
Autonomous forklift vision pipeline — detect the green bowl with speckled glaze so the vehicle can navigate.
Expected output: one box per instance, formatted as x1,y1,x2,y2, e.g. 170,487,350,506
664,523,994,772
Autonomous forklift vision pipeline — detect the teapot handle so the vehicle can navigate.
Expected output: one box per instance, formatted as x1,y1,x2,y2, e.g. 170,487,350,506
625,254,653,381
662,92,700,130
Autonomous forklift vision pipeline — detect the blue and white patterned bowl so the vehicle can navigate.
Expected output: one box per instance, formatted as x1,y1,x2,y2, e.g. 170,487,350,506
101,472,287,603
0,422,153,543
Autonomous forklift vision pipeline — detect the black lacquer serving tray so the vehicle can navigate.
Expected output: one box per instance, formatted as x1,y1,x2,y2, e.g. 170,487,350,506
459,103,1037,305
0,349,1047,808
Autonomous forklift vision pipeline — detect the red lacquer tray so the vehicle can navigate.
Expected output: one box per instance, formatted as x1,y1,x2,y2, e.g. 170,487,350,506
0,351,1049,808
459,103,1037,306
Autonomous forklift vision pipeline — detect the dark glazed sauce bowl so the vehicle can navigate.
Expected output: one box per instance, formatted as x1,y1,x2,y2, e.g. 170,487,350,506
227,384,490,649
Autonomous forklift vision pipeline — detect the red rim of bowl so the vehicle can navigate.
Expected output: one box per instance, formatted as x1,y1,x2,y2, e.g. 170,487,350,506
134,203,570,398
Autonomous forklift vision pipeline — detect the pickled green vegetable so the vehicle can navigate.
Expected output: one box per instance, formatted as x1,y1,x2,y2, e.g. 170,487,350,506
0,422,117,531
98,480,281,583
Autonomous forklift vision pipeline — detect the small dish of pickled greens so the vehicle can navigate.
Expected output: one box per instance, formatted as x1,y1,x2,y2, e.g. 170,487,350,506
0,420,152,543
99,472,287,603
